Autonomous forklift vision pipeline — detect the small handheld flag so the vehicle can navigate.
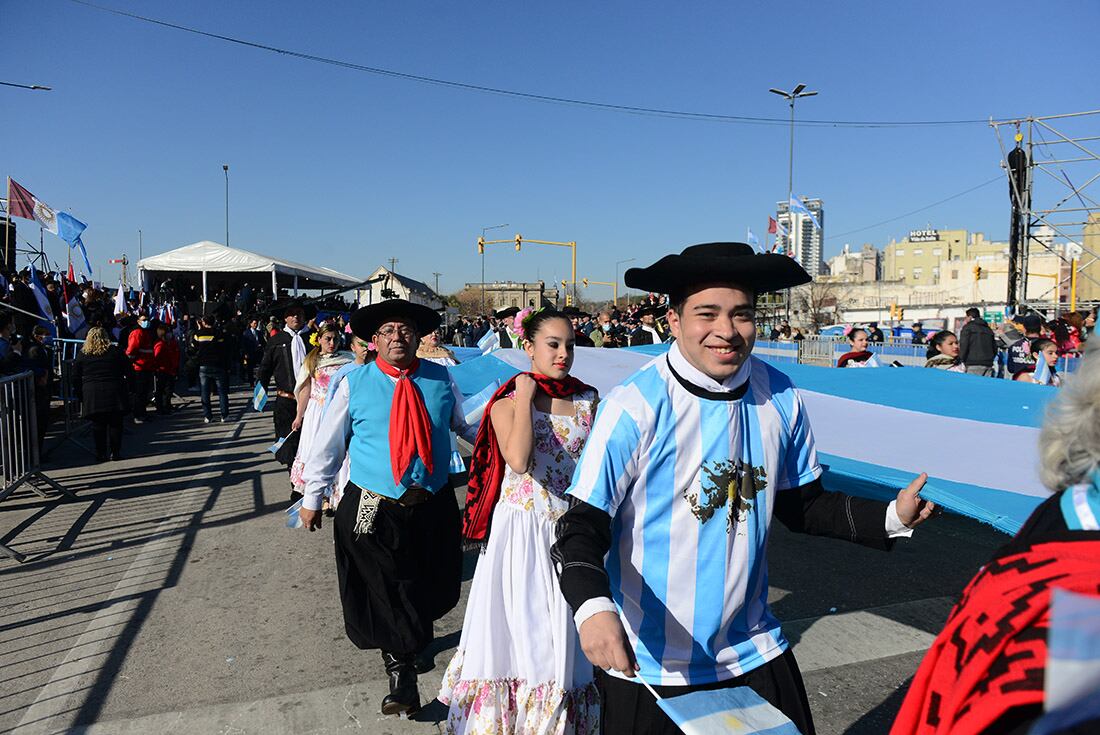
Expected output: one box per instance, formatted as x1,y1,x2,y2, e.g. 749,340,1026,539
639,677,801,735
747,228,760,252
1032,356,1052,385
253,383,269,411
865,354,883,368
267,435,289,454
285,499,304,529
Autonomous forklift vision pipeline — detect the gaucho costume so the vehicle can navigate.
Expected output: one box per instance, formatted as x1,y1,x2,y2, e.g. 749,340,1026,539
302,300,477,715
552,243,923,735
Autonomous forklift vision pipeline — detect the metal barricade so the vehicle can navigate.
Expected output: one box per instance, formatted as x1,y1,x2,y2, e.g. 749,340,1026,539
873,342,929,367
0,371,74,562
752,339,800,364
797,336,840,366
43,359,96,460
52,338,85,393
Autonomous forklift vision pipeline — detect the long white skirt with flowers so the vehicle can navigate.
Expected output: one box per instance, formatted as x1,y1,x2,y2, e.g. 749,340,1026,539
438,393,600,735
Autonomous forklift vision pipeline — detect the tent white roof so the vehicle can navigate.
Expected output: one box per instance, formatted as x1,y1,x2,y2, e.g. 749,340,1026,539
137,241,361,288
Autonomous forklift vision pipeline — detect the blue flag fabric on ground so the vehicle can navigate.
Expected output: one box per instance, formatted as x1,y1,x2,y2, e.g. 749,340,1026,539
652,684,801,735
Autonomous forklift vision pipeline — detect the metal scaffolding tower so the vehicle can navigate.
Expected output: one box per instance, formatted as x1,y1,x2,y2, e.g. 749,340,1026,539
991,109,1100,312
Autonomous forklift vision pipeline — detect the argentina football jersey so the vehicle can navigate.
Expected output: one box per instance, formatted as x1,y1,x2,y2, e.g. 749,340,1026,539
567,341,821,686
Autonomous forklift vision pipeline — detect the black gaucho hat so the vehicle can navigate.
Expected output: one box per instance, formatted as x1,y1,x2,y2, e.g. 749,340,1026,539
561,305,588,317
494,306,520,320
350,299,441,340
625,242,811,296
634,304,665,319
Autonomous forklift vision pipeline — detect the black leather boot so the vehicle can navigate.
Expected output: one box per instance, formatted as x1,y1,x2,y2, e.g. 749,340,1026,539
380,652,420,716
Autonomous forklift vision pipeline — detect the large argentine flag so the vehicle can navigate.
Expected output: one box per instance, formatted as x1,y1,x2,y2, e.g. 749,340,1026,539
450,344,1057,534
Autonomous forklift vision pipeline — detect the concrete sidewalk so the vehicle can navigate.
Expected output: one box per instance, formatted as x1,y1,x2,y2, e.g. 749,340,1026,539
0,389,1008,734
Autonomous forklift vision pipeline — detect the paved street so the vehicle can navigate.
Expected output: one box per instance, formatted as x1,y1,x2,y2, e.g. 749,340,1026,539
1,389,1008,735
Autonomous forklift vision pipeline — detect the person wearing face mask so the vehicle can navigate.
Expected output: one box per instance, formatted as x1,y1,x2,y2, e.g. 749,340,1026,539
552,242,937,735
440,308,600,733
299,299,478,716
125,314,159,421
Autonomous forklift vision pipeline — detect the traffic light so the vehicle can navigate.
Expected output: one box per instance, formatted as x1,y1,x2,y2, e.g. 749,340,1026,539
582,278,589,287
973,265,982,281
477,236,485,254
896,306,904,321
515,234,522,251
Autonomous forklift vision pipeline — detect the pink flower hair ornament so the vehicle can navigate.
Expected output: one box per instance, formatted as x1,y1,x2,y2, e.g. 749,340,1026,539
513,306,541,340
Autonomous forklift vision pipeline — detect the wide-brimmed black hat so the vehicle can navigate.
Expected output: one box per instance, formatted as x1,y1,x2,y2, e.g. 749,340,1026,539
351,299,441,340
494,306,520,319
625,242,810,296
634,304,665,319
561,305,589,317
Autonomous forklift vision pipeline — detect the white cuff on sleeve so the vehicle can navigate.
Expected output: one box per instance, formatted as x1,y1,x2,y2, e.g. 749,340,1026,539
302,493,324,512
573,597,619,631
885,500,914,538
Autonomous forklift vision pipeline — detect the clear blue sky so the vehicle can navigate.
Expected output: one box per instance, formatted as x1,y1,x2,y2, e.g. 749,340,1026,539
4,0,1097,295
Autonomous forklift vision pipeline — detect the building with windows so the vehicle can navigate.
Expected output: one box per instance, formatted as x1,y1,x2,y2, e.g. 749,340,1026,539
776,197,825,276
826,243,880,282
359,266,443,309
462,280,560,311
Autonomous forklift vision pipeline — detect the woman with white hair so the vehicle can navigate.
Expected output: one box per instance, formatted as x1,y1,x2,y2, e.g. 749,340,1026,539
892,344,1100,735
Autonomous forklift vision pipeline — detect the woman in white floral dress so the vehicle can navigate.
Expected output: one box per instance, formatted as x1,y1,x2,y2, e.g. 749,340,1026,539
439,308,600,734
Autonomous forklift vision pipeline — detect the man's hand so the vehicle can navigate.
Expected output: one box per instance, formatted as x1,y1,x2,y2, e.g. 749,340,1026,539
299,507,322,532
579,611,637,677
896,472,936,528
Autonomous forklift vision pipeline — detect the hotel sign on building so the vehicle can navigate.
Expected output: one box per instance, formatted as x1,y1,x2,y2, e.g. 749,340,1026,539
908,229,939,243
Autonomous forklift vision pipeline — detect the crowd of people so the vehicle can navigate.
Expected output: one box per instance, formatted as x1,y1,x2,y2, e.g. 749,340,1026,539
5,252,1100,733
833,306,1097,385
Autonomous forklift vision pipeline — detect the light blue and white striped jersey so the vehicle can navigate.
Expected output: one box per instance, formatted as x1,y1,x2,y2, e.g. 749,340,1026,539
567,342,821,686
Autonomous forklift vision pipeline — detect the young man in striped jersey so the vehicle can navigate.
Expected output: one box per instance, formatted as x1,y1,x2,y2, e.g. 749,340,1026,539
552,242,936,734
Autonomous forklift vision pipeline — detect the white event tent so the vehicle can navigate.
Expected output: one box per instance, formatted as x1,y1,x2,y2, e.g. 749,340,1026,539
137,241,361,301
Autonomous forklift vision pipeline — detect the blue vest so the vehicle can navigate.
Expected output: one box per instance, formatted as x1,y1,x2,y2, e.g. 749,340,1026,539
346,360,455,499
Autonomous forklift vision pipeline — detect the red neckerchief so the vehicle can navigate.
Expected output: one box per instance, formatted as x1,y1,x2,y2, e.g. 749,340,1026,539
462,372,594,545
891,539,1100,735
374,356,434,484
837,349,873,367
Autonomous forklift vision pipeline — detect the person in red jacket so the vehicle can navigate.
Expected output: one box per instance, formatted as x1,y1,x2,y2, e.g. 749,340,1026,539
126,316,158,421
153,322,181,415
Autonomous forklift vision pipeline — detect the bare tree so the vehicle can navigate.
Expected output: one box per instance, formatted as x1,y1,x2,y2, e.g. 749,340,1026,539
791,281,849,333
449,287,485,316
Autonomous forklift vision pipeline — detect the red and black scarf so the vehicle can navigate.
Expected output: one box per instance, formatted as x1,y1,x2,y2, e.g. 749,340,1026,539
891,539,1100,735
374,356,434,484
461,372,594,545
837,350,873,368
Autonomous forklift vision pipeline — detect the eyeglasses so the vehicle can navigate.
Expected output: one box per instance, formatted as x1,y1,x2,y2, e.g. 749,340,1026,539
376,325,416,340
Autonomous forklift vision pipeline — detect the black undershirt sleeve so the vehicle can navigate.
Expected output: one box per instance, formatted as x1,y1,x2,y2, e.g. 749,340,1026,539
552,500,614,613
772,477,894,551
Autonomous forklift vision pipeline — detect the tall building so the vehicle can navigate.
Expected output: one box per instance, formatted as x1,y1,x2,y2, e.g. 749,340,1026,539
776,197,825,276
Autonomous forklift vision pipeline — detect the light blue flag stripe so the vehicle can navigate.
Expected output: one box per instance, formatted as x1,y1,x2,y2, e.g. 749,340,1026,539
654,685,800,735
253,383,268,412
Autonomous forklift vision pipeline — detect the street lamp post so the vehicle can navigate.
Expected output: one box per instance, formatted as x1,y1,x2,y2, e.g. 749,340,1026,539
769,84,817,322
223,164,230,248
614,258,635,308
480,223,508,314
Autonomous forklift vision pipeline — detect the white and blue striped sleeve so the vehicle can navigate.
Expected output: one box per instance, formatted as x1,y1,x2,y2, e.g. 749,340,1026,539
777,387,823,491
567,392,644,515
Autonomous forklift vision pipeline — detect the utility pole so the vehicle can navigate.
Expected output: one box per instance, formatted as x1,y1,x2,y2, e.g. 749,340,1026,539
432,272,441,295
770,83,818,323
138,229,143,261
223,164,230,247
479,223,509,314
388,257,398,274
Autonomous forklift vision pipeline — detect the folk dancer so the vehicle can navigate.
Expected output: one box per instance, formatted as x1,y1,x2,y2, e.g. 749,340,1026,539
552,242,937,735
300,299,477,716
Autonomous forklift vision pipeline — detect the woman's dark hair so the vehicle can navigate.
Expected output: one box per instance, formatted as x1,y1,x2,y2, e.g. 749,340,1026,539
1030,338,1056,358
926,330,956,359
1050,319,1071,344
521,309,572,342
847,328,868,344
304,322,342,376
